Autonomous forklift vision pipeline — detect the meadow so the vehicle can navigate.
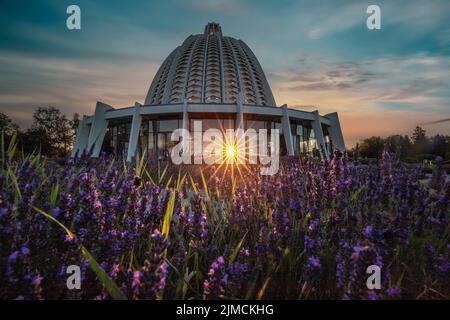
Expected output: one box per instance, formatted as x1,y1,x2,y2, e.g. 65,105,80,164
0,135,448,300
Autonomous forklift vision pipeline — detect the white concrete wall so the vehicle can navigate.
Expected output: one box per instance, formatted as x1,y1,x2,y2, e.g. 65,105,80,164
325,112,346,151
72,115,91,157
312,110,329,159
281,104,294,156
126,102,143,162
87,101,113,157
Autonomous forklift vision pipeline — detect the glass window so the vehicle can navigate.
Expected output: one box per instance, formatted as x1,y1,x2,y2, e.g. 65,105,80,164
148,133,155,150
246,120,265,131
202,119,223,131
274,122,282,135
157,133,166,150
223,119,234,130
158,119,179,132
149,120,154,133
309,129,317,152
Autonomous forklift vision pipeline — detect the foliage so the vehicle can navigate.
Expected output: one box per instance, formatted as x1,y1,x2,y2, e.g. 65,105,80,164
0,113,19,136
31,107,79,157
0,140,448,300
356,126,450,162
0,109,79,158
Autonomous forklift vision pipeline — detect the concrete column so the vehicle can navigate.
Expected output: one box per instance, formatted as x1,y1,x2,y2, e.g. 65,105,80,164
126,102,143,162
72,115,90,157
281,104,294,156
325,112,345,151
312,110,329,160
182,99,190,158
87,101,113,157
236,91,245,130
182,99,189,131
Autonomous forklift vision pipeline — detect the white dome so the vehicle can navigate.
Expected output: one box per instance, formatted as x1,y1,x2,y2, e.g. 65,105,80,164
145,22,276,106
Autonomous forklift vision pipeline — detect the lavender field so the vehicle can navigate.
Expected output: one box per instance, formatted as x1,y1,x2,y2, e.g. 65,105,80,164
0,137,449,300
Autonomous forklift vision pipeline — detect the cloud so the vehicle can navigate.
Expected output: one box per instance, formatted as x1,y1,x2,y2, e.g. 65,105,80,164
305,3,364,40
421,118,450,125
302,0,450,40
269,52,450,145
271,52,450,109
0,50,160,127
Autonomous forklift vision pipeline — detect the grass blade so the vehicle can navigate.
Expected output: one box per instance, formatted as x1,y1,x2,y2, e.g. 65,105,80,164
229,231,248,263
200,170,209,199
33,206,127,300
161,190,176,238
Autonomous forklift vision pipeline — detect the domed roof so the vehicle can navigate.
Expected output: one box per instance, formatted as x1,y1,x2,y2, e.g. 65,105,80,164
144,22,276,107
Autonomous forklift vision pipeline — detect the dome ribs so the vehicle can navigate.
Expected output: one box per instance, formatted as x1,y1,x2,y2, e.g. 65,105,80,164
144,23,276,107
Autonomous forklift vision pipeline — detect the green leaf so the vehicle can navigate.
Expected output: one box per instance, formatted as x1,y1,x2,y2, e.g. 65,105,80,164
135,150,147,178
33,206,74,239
50,183,59,209
200,170,209,199
161,190,176,238
33,206,127,300
229,231,248,263
189,173,198,195
81,246,127,300
159,164,168,184
7,131,18,160
6,165,21,206
144,167,156,186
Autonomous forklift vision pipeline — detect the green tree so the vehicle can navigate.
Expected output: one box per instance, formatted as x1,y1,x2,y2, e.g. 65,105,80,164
31,107,77,157
410,126,432,156
358,136,385,158
0,113,19,136
412,126,426,144
385,135,411,159
431,134,450,158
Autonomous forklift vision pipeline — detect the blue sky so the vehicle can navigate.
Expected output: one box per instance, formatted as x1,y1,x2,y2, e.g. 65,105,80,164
0,0,449,145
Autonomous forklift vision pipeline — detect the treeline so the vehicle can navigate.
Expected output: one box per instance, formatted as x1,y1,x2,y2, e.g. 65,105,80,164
1,108,449,163
353,126,450,162
0,107,79,158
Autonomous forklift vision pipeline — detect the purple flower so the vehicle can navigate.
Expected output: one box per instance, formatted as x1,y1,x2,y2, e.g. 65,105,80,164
32,275,43,286
204,256,228,299
308,256,321,269
367,291,378,300
8,251,19,264
386,287,401,298
363,225,373,238
351,245,363,261
53,207,60,218
132,271,141,288
21,246,30,255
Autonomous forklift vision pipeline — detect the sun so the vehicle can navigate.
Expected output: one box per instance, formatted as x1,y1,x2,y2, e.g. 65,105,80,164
225,143,237,161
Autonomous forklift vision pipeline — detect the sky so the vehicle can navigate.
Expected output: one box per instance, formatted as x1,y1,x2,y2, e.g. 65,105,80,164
0,0,449,146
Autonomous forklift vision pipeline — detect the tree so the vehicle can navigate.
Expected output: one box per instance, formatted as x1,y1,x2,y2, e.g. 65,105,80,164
431,135,450,158
385,135,411,158
410,126,432,156
31,107,77,157
71,113,80,135
358,136,385,158
18,127,53,156
412,126,426,145
0,113,19,136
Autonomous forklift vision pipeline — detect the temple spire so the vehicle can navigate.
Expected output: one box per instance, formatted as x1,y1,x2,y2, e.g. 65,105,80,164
204,22,222,36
